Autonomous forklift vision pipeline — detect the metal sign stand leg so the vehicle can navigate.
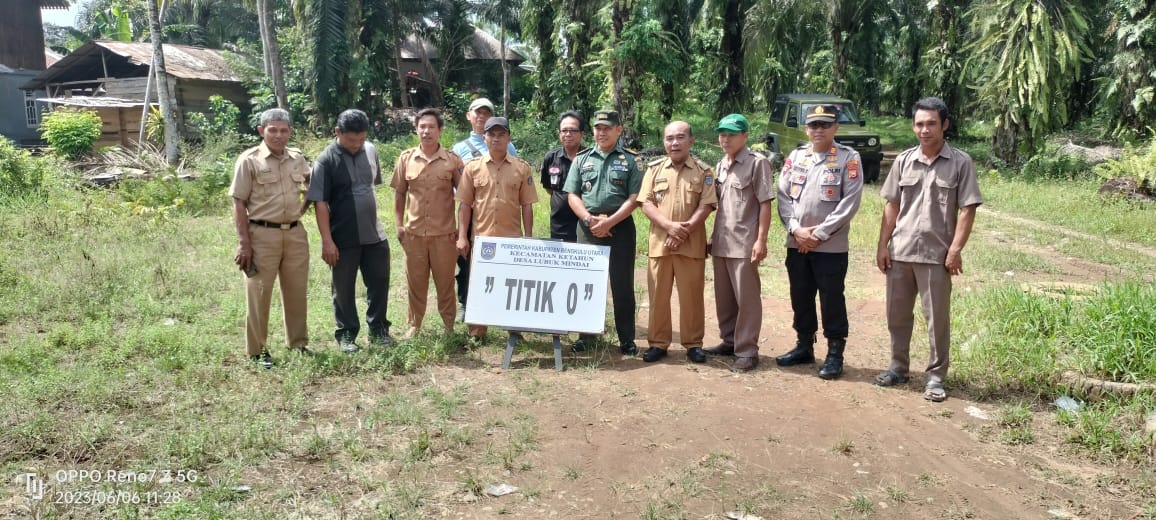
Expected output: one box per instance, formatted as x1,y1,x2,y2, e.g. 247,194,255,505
499,333,565,371
553,335,563,371
501,334,517,369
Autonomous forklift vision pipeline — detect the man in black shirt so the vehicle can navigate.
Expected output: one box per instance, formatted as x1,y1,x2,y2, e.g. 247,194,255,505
306,109,394,352
539,111,585,242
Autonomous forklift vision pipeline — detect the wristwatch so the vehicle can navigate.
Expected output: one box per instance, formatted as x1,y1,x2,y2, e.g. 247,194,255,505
583,215,592,226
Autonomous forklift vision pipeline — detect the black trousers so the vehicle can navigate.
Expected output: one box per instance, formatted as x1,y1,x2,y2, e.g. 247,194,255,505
577,216,636,346
332,239,392,342
456,219,474,304
785,248,849,341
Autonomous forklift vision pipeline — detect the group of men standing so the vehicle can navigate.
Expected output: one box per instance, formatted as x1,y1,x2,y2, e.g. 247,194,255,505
229,95,981,403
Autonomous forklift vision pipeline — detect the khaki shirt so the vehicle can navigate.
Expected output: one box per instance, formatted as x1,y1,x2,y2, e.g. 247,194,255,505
229,142,310,223
456,153,538,238
880,143,983,264
710,147,775,258
390,145,463,236
639,156,717,258
776,143,864,253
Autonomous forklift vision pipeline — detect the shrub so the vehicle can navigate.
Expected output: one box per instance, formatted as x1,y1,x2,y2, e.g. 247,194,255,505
1015,142,1093,181
0,136,49,203
1094,139,1156,188
39,107,103,160
188,95,242,140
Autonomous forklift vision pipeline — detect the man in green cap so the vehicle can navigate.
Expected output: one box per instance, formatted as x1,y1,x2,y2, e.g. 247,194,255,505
705,113,775,372
565,109,643,355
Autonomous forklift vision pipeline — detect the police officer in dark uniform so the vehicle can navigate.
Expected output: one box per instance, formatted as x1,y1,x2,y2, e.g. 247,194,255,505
564,110,643,355
540,111,585,242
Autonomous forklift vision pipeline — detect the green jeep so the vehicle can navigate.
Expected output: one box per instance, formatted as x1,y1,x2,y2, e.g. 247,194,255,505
764,94,883,183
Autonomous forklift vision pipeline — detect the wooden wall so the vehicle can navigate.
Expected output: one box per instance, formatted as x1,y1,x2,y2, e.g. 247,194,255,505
0,0,48,70
94,106,145,149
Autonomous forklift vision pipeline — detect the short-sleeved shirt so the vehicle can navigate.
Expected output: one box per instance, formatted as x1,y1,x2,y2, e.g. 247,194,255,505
540,147,579,235
776,143,864,253
456,153,538,238
639,156,718,258
306,140,388,248
229,142,310,223
451,133,518,162
563,145,643,214
710,147,775,258
390,145,463,236
881,143,983,264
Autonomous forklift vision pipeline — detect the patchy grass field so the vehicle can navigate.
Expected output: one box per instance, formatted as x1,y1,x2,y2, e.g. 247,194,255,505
1,147,1154,518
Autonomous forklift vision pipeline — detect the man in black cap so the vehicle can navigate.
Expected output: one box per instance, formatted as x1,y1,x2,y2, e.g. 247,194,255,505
774,104,864,379
564,110,643,355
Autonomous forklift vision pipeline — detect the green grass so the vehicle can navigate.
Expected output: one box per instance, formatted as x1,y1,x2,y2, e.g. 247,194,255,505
4,134,1156,516
981,176,1156,248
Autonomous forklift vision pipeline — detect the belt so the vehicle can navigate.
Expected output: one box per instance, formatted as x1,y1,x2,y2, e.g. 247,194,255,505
249,219,299,230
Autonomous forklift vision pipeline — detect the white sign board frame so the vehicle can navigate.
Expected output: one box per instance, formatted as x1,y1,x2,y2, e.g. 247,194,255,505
465,237,610,334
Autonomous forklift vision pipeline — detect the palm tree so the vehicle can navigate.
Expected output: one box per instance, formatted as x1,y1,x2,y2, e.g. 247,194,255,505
256,0,289,109
146,0,181,165
471,0,523,115
967,0,1093,163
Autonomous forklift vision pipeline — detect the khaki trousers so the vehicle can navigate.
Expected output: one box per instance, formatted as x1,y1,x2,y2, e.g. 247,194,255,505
886,261,952,382
245,224,309,356
402,232,458,331
712,256,763,358
647,255,706,349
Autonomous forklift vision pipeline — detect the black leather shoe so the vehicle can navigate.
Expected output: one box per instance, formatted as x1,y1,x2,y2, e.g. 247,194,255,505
250,352,274,369
703,344,735,356
818,339,846,380
642,347,667,362
818,355,844,379
571,339,587,353
620,342,639,356
686,347,707,363
775,347,815,366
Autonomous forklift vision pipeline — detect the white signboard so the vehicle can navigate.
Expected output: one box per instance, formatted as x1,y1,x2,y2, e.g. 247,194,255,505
465,237,610,334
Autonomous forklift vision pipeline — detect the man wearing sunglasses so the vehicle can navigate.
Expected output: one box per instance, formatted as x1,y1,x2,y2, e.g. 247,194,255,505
774,104,864,380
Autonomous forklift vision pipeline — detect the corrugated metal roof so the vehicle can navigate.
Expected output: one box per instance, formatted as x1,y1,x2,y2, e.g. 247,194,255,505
40,0,71,9
400,27,524,62
22,40,240,90
37,96,149,108
89,41,240,81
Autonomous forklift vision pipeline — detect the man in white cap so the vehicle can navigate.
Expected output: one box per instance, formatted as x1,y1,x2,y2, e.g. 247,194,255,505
451,97,519,322
452,97,518,162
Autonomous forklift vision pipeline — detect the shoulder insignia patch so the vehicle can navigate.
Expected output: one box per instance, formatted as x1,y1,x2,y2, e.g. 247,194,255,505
695,158,711,170
648,157,665,167
847,160,860,179
623,148,639,155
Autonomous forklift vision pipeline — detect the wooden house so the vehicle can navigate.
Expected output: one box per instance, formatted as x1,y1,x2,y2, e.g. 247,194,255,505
0,0,67,145
22,40,249,148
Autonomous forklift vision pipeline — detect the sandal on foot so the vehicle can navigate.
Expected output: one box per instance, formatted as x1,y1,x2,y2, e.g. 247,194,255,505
924,381,947,402
874,369,909,387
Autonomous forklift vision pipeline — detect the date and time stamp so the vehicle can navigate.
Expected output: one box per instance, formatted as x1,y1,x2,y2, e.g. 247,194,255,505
19,468,195,506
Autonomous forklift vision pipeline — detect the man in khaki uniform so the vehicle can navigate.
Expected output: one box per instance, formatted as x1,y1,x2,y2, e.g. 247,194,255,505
774,104,864,380
229,108,311,368
704,114,775,372
455,117,537,342
639,121,717,363
392,108,464,338
875,97,982,403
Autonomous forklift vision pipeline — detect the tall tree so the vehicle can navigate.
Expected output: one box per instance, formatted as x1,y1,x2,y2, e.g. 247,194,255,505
146,0,181,165
522,0,559,117
561,0,602,117
1101,0,1156,137
472,0,523,115
920,0,969,130
257,0,289,109
307,0,352,125
716,0,749,116
967,0,1093,163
